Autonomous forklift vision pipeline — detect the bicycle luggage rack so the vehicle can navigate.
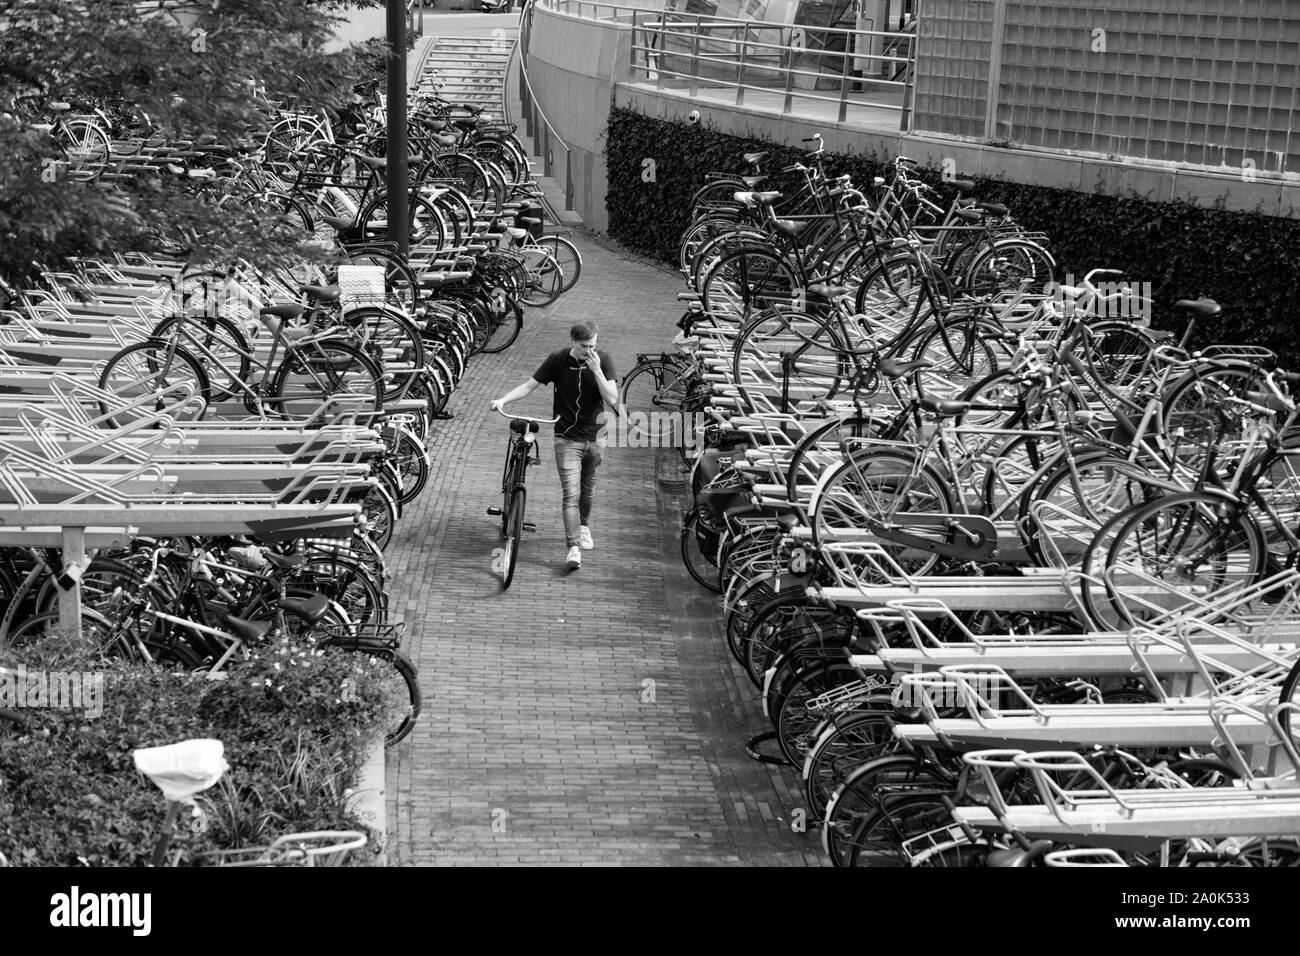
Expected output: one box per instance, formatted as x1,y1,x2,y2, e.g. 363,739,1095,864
951,712,1300,845
889,658,1283,752
319,621,405,650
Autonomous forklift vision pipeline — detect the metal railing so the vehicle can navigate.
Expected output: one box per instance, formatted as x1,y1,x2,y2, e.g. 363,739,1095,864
533,0,915,129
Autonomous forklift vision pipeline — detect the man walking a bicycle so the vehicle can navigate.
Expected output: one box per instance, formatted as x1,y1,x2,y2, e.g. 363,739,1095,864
489,321,618,570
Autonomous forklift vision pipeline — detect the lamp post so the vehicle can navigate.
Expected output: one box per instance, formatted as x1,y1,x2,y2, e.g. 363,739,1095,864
386,0,410,257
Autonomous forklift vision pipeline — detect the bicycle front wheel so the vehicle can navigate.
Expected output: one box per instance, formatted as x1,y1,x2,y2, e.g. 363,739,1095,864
97,339,210,428
1101,492,1266,626
517,247,564,307
700,247,800,320
533,235,581,294
619,359,696,447
501,487,526,589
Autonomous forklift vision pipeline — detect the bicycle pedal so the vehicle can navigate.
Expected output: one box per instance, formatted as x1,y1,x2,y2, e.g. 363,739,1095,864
486,506,503,516
522,522,537,532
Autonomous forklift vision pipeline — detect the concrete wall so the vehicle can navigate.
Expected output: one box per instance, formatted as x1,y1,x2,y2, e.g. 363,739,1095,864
522,7,631,232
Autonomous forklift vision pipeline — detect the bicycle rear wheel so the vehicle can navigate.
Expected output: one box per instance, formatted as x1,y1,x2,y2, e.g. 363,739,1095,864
269,339,383,419
480,298,523,354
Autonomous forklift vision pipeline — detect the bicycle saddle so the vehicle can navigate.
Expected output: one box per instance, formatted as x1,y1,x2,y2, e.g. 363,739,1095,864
263,551,307,571
743,151,769,165
772,219,809,237
776,513,800,532
277,590,331,624
223,614,273,644
742,175,767,188
806,283,851,299
920,396,972,417
952,207,984,223
433,133,458,147
950,179,976,192
1174,297,1221,317
877,357,932,378
977,202,1008,217
261,303,305,321
299,284,339,302
986,840,1055,867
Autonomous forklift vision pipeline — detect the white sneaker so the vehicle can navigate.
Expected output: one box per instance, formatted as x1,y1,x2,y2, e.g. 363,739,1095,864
565,546,581,570
579,526,594,550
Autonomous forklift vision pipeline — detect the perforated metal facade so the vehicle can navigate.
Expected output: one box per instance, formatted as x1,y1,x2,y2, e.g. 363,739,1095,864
912,0,1299,176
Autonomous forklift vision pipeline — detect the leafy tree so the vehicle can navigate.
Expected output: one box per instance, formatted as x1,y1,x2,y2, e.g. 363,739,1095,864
0,0,388,285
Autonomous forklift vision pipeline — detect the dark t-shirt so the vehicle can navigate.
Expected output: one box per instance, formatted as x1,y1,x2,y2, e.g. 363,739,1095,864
532,347,618,441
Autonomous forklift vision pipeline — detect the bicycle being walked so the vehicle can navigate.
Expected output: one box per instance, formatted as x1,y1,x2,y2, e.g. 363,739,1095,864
489,322,618,571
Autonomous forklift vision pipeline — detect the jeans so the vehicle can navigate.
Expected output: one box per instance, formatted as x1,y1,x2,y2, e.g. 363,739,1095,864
554,437,603,548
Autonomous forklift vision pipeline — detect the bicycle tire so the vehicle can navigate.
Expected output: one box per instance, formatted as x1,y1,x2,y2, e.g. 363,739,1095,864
479,299,523,354
680,506,723,592
729,309,851,413
97,339,211,428
7,608,120,656
843,792,961,868
773,660,862,767
821,755,953,867
1100,491,1267,627
700,247,801,319
517,247,563,307
320,638,421,746
149,313,251,403
501,487,526,589
269,338,383,419
533,235,581,295
802,708,898,817
808,446,955,576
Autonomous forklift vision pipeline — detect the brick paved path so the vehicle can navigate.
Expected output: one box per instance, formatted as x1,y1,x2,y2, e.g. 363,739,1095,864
386,232,825,865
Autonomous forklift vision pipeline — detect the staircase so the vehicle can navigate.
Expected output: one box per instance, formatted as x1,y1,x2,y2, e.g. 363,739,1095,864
416,35,513,113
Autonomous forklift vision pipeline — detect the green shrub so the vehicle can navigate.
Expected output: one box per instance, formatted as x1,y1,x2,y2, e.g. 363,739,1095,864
0,634,401,867
605,108,1300,360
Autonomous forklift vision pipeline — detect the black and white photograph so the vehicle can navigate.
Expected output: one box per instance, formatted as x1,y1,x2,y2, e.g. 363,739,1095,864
0,0,1296,910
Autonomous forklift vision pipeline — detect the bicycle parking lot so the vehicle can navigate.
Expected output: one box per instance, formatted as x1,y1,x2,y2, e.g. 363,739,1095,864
0,0,1297,880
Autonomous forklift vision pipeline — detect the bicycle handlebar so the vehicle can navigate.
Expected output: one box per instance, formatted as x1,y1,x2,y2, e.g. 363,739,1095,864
495,405,559,425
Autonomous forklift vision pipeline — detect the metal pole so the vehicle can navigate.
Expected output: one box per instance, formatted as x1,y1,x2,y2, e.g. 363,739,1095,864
689,17,700,97
387,0,410,258
735,21,748,106
57,525,85,638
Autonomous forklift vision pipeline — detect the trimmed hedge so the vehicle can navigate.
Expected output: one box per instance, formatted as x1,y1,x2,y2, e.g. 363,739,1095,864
0,633,402,867
605,108,1300,359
